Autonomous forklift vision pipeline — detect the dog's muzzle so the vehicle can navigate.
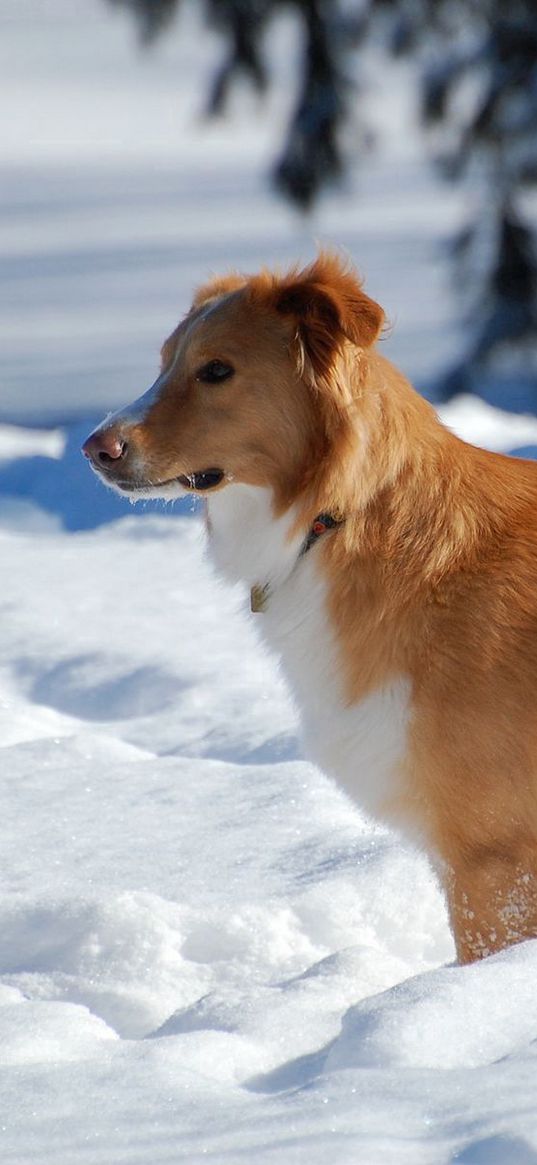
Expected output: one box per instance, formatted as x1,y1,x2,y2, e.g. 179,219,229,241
82,427,224,494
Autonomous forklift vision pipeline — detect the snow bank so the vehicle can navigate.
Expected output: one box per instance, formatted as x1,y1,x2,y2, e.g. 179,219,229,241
327,939,537,1071
0,1000,117,1066
3,0,537,1160
1,507,537,1162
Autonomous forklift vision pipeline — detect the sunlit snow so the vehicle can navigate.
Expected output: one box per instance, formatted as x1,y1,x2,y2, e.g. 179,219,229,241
2,2,537,1163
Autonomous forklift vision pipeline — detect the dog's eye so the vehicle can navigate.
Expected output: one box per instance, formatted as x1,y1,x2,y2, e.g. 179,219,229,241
196,360,234,384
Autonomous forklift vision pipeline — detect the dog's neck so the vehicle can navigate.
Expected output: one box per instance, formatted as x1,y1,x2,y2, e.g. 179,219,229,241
206,484,307,592
205,360,501,603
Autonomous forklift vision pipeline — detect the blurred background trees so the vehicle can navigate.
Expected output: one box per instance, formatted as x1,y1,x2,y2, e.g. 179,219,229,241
107,0,537,407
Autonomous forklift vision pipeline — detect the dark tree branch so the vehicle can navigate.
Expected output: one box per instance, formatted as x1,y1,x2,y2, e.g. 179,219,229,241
106,0,537,398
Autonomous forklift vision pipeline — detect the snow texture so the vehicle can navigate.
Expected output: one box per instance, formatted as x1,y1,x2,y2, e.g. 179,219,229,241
2,2,537,1162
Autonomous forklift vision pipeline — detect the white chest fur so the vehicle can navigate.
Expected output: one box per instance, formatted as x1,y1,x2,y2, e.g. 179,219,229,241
207,485,411,825
263,565,411,823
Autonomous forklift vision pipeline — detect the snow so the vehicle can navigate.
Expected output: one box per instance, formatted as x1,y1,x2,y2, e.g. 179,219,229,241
2,2,537,1162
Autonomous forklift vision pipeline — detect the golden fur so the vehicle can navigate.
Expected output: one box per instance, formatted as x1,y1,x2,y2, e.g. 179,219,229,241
84,252,537,963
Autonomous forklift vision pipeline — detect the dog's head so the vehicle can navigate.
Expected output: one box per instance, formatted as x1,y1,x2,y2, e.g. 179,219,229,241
82,252,384,513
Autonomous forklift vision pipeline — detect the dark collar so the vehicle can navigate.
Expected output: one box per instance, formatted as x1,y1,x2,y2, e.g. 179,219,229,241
298,512,343,558
251,512,344,613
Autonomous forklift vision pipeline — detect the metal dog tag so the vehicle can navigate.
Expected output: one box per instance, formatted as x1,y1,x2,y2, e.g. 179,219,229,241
250,584,269,613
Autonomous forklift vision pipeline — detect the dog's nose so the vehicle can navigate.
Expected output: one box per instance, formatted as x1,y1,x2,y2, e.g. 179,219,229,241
82,428,128,466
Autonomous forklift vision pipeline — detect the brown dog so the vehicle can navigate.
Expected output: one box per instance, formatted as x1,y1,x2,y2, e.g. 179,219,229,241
83,252,537,963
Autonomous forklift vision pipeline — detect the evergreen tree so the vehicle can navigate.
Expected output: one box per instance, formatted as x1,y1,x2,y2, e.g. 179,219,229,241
107,0,181,44
410,0,537,397
106,0,537,404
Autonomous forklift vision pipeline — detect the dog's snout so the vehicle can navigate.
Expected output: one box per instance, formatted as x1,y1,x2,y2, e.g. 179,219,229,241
82,429,128,466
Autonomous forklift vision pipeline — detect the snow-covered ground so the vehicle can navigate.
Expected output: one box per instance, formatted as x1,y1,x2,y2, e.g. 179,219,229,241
2,3,537,1162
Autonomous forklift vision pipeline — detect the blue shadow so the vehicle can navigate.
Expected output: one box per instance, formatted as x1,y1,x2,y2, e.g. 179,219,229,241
0,420,199,531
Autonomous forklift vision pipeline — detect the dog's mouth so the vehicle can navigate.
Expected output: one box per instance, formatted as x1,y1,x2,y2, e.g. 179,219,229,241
111,468,225,494
177,469,225,491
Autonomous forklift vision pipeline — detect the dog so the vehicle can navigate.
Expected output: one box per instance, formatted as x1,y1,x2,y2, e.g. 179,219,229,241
83,251,537,964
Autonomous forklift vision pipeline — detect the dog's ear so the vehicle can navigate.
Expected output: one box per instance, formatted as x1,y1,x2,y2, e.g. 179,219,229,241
273,253,384,379
192,273,246,311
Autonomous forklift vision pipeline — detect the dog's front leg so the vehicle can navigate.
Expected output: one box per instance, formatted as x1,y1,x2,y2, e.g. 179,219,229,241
444,843,537,963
